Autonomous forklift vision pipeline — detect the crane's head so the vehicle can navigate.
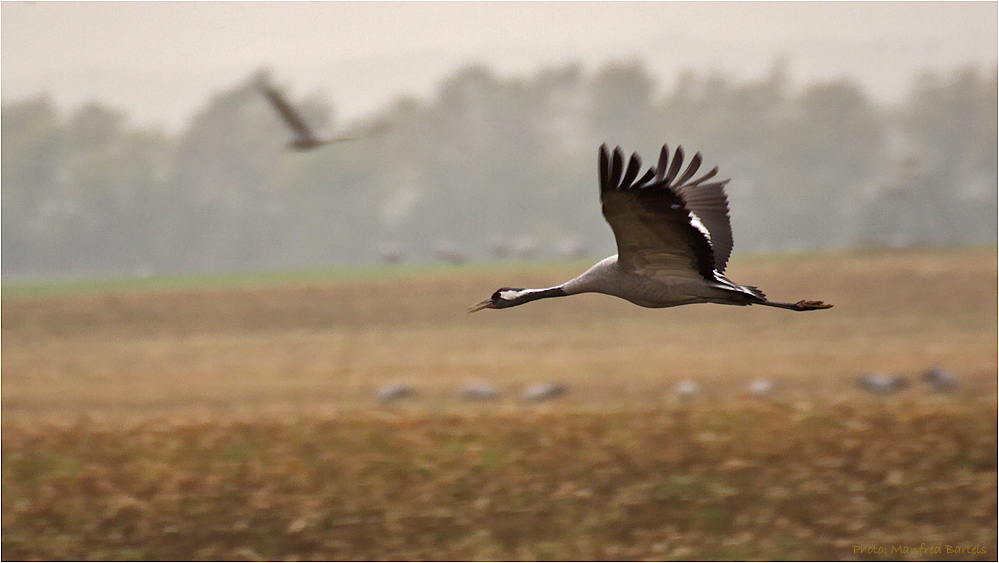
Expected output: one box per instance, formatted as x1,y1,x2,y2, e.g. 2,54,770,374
467,288,528,312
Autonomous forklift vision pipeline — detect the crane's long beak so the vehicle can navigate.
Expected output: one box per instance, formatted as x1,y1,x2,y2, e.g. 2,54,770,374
467,299,494,313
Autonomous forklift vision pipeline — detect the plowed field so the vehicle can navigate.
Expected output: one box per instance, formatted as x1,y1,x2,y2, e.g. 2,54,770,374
3,250,996,560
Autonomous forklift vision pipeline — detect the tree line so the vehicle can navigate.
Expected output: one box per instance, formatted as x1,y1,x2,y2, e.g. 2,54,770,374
3,61,996,278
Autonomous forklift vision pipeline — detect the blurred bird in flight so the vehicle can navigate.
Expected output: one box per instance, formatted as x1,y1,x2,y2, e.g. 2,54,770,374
263,85,388,150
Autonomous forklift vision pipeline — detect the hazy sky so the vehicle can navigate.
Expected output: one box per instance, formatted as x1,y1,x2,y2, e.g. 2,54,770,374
3,2,996,132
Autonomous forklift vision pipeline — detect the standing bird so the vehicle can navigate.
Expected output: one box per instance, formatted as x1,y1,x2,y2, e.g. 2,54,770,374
922,366,958,392
856,373,908,395
377,383,415,403
263,86,385,150
460,382,500,401
674,380,700,400
523,382,567,403
747,378,776,398
469,144,833,313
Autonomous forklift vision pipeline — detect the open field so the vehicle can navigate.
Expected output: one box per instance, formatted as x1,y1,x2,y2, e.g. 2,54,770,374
3,249,996,415
3,249,997,559
4,403,996,560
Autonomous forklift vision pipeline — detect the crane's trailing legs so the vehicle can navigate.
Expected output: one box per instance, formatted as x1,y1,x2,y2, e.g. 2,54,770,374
756,299,833,311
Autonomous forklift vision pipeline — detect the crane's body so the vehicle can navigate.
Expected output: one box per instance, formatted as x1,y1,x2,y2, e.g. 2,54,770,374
470,143,832,313
567,254,770,308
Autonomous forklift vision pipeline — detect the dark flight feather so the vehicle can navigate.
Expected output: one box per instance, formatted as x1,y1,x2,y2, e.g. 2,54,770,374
599,144,717,280
263,86,320,145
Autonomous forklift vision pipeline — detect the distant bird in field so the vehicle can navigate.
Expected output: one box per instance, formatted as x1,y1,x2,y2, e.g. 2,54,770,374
513,236,540,260
263,86,387,150
460,382,499,401
469,143,833,313
674,380,700,400
523,382,567,403
556,236,590,260
433,240,467,265
378,243,404,264
856,373,908,395
922,367,958,392
487,237,511,259
747,378,776,397
377,383,415,403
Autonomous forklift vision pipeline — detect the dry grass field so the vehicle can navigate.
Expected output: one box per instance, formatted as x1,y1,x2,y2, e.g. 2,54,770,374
3,249,997,560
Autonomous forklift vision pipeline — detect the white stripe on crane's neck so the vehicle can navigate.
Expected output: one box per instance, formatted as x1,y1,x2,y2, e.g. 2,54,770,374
499,287,567,303
499,289,532,301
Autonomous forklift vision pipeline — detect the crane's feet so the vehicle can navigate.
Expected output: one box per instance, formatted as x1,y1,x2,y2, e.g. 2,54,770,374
795,300,833,310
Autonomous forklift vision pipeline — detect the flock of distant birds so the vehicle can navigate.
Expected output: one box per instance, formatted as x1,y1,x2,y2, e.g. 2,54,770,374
374,367,960,405
856,366,960,395
414,236,591,266
375,381,566,404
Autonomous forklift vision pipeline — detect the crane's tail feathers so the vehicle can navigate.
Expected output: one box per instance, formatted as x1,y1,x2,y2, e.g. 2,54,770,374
740,284,767,300
760,299,833,311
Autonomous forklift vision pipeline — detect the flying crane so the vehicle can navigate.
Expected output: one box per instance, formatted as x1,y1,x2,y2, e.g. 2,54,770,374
469,143,833,313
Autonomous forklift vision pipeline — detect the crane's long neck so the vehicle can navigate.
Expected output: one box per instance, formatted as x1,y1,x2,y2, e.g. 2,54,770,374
488,256,615,310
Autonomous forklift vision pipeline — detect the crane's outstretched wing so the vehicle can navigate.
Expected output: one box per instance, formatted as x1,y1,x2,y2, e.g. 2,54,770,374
263,86,320,145
599,144,732,282
654,145,734,273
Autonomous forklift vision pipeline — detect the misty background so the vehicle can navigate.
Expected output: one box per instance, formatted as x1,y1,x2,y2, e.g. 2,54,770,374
2,2,996,279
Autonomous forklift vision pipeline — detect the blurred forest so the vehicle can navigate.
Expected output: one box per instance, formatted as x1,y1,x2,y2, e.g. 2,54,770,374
3,60,996,278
